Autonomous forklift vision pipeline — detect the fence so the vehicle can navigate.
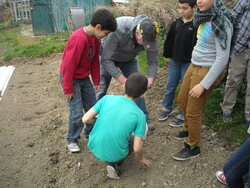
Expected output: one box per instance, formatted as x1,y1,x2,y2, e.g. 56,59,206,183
9,0,31,21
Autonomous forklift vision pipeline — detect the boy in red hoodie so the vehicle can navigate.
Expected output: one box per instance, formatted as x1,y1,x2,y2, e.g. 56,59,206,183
60,9,117,153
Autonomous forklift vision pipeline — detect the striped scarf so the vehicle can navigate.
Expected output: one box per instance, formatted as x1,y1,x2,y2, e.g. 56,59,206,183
193,0,235,50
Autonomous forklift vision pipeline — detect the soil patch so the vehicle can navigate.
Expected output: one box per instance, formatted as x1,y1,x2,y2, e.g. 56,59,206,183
0,56,235,188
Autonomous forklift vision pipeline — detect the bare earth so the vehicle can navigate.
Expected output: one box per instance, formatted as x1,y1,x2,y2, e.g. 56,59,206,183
0,56,235,188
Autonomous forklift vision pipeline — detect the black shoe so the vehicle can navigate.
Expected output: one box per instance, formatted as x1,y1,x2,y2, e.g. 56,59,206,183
172,143,200,161
158,110,173,121
174,130,188,140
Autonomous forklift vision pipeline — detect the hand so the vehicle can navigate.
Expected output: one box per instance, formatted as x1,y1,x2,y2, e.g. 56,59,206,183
138,157,152,167
189,84,205,98
116,74,127,85
147,77,154,89
94,85,100,93
65,94,73,100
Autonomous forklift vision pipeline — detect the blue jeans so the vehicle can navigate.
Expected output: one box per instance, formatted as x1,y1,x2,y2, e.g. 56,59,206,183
61,76,96,144
96,58,148,118
224,138,250,188
162,59,190,111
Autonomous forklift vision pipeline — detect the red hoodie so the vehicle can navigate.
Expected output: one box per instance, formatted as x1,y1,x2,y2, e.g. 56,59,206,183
60,27,100,94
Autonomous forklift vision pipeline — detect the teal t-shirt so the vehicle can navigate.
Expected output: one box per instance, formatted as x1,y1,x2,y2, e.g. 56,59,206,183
88,95,146,162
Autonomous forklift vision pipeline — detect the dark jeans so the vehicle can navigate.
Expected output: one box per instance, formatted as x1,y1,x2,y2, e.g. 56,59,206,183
224,138,250,188
162,59,190,111
96,58,148,118
61,75,96,144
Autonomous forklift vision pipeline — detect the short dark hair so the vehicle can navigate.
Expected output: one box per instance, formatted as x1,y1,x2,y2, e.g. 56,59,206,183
91,9,117,32
125,73,148,99
179,0,197,8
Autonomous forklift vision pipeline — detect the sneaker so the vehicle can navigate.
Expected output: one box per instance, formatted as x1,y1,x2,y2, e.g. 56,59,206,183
106,165,120,180
147,123,155,131
174,130,188,140
215,171,227,185
246,120,250,134
158,110,173,121
172,143,200,161
222,113,232,122
169,119,184,128
67,143,80,153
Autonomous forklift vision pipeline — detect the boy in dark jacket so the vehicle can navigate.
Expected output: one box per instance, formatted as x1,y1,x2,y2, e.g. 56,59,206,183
159,0,197,128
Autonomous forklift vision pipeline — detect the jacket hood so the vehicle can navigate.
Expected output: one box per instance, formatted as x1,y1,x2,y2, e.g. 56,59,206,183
129,15,148,37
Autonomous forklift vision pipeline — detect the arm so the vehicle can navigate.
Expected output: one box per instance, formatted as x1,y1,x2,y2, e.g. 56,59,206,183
189,24,233,98
61,36,86,97
163,21,175,58
133,136,152,167
146,49,158,88
101,33,126,84
232,0,245,22
82,108,97,125
91,39,101,92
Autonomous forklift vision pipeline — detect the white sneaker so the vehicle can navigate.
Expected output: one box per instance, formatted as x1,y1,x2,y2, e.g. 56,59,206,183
247,126,250,134
215,171,227,185
106,165,120,180
67,143,80,153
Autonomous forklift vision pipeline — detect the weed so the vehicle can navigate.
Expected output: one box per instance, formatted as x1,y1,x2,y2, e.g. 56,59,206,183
0,27,69,60
204,82,248,146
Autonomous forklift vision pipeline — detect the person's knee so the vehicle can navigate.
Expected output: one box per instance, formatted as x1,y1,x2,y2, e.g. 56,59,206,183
223,163,239,184
226,76,242,88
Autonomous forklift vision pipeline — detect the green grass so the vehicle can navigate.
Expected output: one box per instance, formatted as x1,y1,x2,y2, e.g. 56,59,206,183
3,33,69,60
204,82,249,146
138,50,165,74
0,22,69,60
0,24,21,56
138,35,166,74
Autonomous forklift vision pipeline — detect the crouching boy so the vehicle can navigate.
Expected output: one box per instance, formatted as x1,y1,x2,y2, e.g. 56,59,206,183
82,73,152,179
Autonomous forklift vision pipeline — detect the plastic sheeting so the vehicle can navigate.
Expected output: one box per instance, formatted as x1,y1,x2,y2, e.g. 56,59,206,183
0,66,15,101
51,0,112,32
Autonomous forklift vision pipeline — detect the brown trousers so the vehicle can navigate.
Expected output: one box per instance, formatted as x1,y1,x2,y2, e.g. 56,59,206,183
177,64,224,147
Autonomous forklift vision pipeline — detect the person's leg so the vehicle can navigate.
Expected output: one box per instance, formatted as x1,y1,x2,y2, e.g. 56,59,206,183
180,63,190,81
160,60,181,121
174,62,190,122
223,138,250,188
95,63,112,101
244,49,250,122
177,64,194,131
185,66,224,147
248,160,250,188
162,59,182,111
67,79,84,144
173,66,224,160
81,77,97,139
106,157,126,179
184,67,212,147
221,51,246,119
118,58,148,117
173,65,194,137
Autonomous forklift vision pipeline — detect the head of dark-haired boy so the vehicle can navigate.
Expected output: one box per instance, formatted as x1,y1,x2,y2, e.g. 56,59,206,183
91,8,117,32
179,0,197,8
125,73,148,99
178,0,196,20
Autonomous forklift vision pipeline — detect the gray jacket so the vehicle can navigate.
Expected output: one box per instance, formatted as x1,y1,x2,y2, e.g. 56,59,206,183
101,15,158,78
192,20,233,90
